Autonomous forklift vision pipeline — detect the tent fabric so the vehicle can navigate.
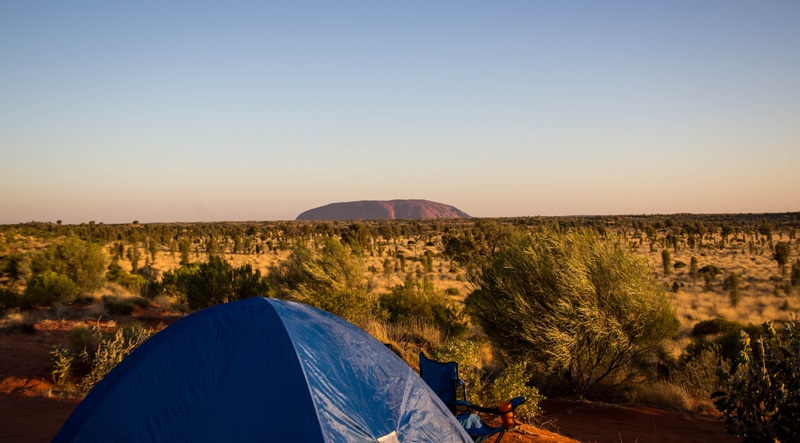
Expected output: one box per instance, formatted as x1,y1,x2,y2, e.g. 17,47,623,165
54,297,471,442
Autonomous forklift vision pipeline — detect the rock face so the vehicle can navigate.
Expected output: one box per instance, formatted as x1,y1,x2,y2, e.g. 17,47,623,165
296,199,470,221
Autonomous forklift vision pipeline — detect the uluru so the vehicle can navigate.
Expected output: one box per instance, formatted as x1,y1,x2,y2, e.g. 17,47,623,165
296,199,471,221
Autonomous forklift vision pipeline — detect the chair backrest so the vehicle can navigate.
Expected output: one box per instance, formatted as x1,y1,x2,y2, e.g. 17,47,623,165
419,352,459,415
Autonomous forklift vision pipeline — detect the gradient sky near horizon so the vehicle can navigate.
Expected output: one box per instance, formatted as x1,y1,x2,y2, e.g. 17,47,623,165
2,1,799,224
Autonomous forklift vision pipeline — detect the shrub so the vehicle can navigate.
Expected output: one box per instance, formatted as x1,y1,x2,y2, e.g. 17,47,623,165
691,318,744,337
431,339,486,402
32,237,107,293
689,318,760,362
106,262,146,294
380,276,467,338
50,323,151,394
24,271,80,306
431,340,545,422
268,238,376,328
712,322,800,442
180,256,268,310
50,345,76,388
723,273,741,307
78,324,151,393
630,381,691,411
490,362,544,422
672,346,729,404
774,242,792,274
466,229,680,397
699,264,722,290
0,287,20,316
102,296,136,316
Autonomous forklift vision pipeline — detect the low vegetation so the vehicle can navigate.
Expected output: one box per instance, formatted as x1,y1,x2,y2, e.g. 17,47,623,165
1,213,799,434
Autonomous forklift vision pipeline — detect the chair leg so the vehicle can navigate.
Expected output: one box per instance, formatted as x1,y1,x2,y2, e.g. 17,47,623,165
492,429,506,443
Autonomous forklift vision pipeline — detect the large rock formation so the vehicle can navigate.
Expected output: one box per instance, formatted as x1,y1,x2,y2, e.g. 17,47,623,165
296,199,470,221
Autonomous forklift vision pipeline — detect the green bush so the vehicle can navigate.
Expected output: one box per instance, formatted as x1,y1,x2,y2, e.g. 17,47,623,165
32,237,107,293
431,339,486,401
692,318,743,337
712,322,800,442
466,228,680,397
24,271,80,306
268,238,376,328
0,287,20,316
380,276,467,338
180,256,268,310
689,319,760,363
490,362,544,422
102,296,136,316
106,262,146,294
672,346,729,403
431,340,544,422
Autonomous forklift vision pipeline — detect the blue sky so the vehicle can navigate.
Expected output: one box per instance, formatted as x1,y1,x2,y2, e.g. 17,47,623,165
1,1,798,223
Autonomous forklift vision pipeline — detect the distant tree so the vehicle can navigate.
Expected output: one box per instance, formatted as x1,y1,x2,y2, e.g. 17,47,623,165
661,249,672,276
699,264,722,291
382,258,393,288
792,259,800,287
697,223,707,247
443,234,477,270
178,238,191,265
423,250,434,274
147,238,158,262
340,222,372,254
112,242,125,261
774,242,792,275
205,236,219,258
126,244,140,274
689,256,699,281
169,240,178,262
721,224,734,246
758,223,774,248
723,273,742,307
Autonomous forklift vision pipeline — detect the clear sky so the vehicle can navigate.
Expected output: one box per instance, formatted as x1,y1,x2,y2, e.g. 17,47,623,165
1,1,798,224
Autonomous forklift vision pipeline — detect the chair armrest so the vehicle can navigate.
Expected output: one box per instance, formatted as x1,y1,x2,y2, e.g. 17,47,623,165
509,396,526,409
452,396,526,415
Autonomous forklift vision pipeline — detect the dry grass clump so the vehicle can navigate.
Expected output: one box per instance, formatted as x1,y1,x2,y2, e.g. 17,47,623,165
364,318,445,367
0,310,36,333
629,381,692,411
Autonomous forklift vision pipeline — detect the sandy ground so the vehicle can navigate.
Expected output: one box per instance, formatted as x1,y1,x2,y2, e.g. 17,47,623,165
0,317,738,443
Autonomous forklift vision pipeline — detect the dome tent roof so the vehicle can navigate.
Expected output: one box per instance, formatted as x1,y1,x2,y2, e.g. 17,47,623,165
54,298,470,442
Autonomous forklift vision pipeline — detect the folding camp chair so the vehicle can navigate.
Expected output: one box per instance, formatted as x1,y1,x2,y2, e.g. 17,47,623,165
419,352,526,443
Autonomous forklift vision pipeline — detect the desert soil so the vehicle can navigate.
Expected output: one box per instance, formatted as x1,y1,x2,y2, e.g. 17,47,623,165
1,317,738,443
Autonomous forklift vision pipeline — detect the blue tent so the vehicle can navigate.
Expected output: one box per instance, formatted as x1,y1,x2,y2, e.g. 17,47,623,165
54,298,471,442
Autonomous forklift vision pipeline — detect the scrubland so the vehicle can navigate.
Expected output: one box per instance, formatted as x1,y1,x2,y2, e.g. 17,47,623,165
1,214,799,441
